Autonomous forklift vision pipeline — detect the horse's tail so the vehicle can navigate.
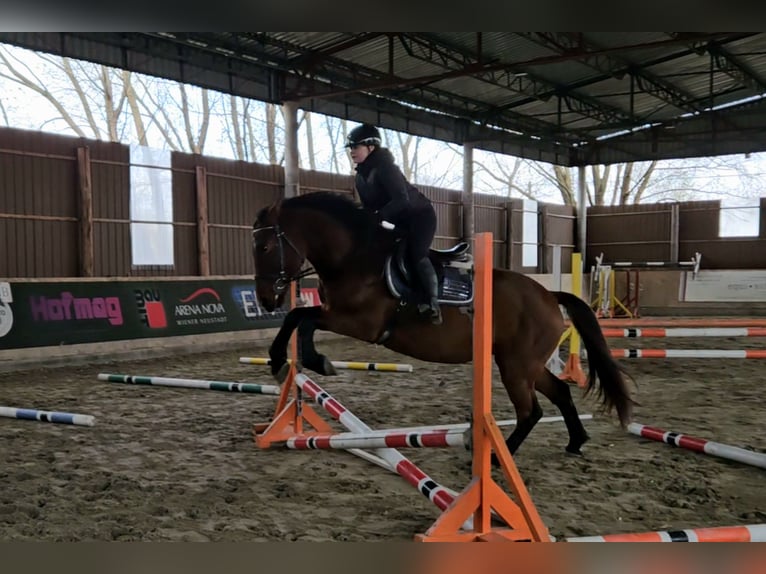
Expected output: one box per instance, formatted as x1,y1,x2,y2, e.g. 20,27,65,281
554,291,634,427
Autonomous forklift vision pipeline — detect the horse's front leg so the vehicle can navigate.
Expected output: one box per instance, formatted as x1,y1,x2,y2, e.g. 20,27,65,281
297,312,338,376
268,306,316,379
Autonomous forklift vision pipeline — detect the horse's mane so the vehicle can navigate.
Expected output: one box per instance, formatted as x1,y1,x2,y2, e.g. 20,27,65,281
279,192,376,246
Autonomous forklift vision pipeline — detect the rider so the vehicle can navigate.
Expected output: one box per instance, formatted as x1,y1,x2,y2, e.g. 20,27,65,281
346,123,442,325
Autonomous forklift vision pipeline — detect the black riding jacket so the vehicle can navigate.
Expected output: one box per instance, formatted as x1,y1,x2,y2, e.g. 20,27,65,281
354,148,432,223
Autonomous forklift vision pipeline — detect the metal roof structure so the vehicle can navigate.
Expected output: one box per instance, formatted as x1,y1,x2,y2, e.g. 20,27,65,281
2,32,766,166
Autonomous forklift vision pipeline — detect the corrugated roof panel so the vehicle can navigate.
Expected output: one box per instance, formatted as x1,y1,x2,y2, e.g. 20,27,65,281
650,53,760,107
428,76,524,109
343,37,447,78
264,32,352,52
583,32,694,63
428,32,557,65
530,60,613,86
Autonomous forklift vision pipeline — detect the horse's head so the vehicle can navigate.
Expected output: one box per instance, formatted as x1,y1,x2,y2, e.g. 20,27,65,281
251,203,306,312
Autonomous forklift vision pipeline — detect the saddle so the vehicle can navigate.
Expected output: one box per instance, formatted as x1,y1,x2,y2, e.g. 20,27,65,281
384,240,474,306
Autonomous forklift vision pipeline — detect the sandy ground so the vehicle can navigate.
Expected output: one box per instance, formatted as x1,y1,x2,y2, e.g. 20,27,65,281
0,333,764,542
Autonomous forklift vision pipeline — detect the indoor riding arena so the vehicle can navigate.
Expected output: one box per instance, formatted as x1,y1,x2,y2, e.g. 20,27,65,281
1,333,765,541
2,32,766,544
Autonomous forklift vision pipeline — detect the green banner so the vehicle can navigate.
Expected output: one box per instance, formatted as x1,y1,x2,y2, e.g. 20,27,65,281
0,279,288,350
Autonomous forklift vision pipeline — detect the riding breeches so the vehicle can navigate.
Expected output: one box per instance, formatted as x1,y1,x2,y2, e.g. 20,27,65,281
401,204,437,265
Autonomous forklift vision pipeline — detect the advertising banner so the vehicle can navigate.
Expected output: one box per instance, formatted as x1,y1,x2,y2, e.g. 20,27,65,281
0,279,288,350
684,270,766,302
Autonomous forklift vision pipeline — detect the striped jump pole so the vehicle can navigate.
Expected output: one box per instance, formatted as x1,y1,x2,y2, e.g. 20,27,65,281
239,357,413,372
293,372,466,526
612,349,766,359
628,422,766,470
369,414,592,435
280,427,468,450
0,406,94,427
603,327,766,338
596,318,766,328
567,523,766,542
98,373,281,395
364,414,593,432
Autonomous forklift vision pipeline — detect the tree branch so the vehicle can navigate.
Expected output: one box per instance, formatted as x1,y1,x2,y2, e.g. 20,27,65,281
0,49,87,138
122,70,148,145
632,160,657,204
133,76,183,150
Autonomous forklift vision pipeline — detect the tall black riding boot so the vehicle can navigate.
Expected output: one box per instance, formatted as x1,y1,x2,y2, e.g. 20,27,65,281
414,257,442,325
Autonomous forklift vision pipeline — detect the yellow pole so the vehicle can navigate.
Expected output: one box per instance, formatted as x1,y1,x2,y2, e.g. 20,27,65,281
569,253,582,358
562,252,586,387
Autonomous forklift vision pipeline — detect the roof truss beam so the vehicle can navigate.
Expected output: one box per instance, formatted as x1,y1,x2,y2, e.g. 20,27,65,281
522,32,708,116
704,41,766,94
400,33,634,131
217,33,573,140
121,32,579,146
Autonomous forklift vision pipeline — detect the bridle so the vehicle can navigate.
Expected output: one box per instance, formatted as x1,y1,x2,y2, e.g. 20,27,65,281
252,224,314,294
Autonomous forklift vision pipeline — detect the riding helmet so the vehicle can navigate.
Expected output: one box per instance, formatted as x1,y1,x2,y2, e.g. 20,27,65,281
345,124,382,148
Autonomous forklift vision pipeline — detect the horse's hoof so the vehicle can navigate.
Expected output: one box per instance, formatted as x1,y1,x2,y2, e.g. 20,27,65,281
319,355,337,376
269,354,286,377
565,434,589,456
301,354,337,376
274,362,292,384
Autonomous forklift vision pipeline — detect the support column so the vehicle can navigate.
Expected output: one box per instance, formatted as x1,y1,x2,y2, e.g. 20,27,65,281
462,142,474,246
195,165,210,276
669,202,680,263
284,101,300,198
505,202,514,270
76,146,94,277
577,165,587,265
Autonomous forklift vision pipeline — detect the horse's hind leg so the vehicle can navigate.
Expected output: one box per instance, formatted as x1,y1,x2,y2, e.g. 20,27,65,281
495,357,543,459
535,368,589,455
504,390,543,457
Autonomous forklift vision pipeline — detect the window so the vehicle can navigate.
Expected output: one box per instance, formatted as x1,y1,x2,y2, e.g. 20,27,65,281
130,145,174,266
719,200,760,238
522,199,538,268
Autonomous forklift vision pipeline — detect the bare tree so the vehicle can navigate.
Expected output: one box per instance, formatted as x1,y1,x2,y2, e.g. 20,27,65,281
0,97,9,126
322,116,347,173
523,161,659,206
227,94,245,159
123,71,148,146
396,131,417,180
0,45,219,154
179,84,211,154
0,47,89,137
474,155,530,198
418,143,464,188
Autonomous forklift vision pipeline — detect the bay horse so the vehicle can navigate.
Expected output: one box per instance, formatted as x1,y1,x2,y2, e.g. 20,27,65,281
252,192,634,458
